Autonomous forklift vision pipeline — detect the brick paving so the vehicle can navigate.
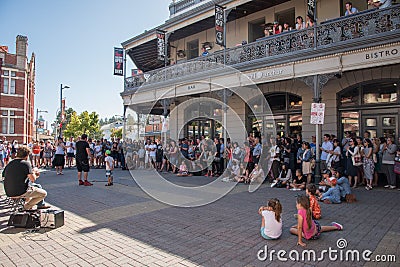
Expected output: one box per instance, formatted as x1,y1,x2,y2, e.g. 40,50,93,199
0,167,399,266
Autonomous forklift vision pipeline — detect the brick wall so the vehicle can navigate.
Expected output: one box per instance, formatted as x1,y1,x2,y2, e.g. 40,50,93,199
0,35,34,143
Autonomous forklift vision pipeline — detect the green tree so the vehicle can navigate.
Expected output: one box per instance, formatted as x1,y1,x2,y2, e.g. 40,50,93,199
63,111,102,139
111,128,122,139
54,107,75,131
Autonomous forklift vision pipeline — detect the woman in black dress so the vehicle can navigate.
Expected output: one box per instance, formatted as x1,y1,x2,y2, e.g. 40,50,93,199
346,137,359,188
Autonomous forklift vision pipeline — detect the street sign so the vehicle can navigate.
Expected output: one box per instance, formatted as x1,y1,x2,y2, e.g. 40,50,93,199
310,103,325,124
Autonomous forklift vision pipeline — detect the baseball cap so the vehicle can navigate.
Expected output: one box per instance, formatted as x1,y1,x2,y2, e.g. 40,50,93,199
329,177,337,185
105,150,111,155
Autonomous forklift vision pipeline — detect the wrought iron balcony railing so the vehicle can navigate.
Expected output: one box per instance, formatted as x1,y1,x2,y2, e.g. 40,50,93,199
125,5,400,92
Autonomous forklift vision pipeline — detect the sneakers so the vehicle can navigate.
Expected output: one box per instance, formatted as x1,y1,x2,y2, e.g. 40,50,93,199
84,181,93,186
290,188,302,191
79,180,84,186
384,185,391,188
331,222,343,230
389,185,397,189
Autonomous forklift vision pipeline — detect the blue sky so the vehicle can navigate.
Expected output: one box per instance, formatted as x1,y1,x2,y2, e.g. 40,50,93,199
1,0,170,125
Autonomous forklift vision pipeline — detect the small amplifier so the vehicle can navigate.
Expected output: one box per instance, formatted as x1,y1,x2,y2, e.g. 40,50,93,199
40,210,64,228
8,211,41,228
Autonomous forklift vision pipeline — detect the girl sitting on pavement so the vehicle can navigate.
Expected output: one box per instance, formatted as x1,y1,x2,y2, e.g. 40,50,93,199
271,163,292,188
290,195,343,247
306,184,321,219
258,198,283,240
319,177,341,204
290,169,306,191
177,161,189,176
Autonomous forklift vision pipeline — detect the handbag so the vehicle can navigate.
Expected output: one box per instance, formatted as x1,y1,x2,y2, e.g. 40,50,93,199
310,158,316,169
372,153,377,164
352,154,363,166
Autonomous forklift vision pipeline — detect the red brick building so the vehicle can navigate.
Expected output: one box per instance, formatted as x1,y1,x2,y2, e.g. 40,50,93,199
0,35,35,143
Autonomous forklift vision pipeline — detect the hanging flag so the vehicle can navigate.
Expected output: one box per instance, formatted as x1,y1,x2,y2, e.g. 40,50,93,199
215,5,225,47
156,30,166,62
114,47,124,76
307,0,316,22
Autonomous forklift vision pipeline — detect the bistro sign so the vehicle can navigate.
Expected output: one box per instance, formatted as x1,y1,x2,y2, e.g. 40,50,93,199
365,48,398,60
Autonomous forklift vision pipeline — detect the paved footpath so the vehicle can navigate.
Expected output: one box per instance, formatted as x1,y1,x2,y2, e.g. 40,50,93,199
0,167,399,267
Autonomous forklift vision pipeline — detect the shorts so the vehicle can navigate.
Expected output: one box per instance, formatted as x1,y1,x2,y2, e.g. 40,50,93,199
76,159,90,172
150,155,156,163
67,153,75,158
139,157,145,162
106,170,113,178
309,220,322,240
260,227,279,240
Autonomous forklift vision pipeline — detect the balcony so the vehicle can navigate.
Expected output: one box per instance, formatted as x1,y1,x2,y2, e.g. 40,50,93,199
124,5,400,93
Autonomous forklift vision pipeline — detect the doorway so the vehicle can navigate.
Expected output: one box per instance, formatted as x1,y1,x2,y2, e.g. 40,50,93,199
248,18,265,43
275,8,295,30
186,119,222,140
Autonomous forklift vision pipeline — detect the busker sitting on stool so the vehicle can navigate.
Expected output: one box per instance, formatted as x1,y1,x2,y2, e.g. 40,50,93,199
3,146,48,211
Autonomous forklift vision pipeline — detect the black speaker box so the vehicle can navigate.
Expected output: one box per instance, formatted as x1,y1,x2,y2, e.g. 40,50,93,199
40,210,64,228
8,211,41,228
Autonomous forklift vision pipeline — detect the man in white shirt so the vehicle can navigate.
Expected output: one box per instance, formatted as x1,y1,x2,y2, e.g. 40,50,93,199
144,139,151,169
149,140,157,169
320,134,333,171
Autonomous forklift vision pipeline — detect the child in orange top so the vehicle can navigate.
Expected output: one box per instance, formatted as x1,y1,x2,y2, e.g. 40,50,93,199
306,184,321,220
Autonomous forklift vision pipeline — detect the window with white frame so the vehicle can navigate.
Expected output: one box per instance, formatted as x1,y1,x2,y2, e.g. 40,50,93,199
1,110,15,134
2,70,17,94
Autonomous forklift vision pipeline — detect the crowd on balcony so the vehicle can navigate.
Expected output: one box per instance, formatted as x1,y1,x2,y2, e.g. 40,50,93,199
257,0,394,42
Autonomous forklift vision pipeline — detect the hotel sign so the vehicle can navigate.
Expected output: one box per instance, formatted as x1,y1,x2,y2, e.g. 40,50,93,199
247,69,284,80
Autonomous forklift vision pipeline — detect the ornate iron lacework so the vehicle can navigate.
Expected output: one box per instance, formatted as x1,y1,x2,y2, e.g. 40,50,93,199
125,6,400,92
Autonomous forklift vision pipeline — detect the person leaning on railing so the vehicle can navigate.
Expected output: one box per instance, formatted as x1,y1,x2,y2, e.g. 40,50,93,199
345,2,359,16
368,0,392,9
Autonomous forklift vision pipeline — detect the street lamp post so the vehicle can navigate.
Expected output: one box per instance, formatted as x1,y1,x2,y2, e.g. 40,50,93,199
60,84,70,138
35,109,48,141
